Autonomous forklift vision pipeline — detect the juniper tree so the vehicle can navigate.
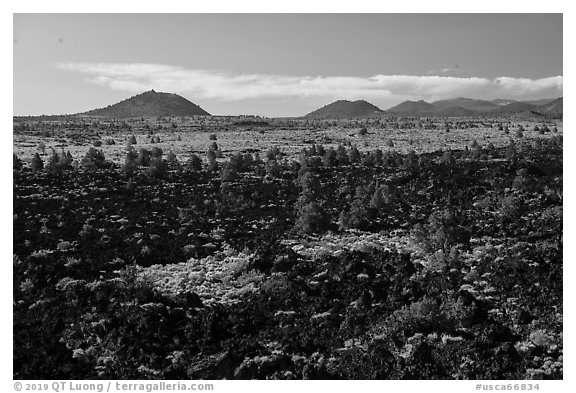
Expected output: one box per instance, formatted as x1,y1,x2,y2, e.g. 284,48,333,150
31,153,43,172
266,146,281,161
151,146,163,158
265,159,281,178
46,148,60,172
207,148,218,172
336,144,349,166
147,157,168,179
13,154,22,171
322,147,337,167
136,148,151,167
294,201,329,235
187,153,203,171
123,149,138,173
81,148,108,171
166,150,179,170
349,145,361,163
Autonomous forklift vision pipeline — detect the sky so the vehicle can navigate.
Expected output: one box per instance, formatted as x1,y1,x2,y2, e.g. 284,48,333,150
13,13,563,117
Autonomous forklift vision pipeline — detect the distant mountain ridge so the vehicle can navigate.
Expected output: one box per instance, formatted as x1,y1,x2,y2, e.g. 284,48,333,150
386,97,562,118
431,97,500,113
384,100,435,115
304,100,385,119
82,90,211,118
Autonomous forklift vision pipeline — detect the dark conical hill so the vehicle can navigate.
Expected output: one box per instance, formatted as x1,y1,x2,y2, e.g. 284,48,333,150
83,90,211,118
304,100,385,119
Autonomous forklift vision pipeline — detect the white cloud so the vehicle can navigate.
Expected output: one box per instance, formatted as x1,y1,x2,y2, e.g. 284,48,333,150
56,62,563,103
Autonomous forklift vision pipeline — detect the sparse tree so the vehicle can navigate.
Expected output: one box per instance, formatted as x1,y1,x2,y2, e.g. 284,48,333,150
322,147,337,167
123,149,138,173
207,148,218,172
187,153,203,171
136,148,151,167
336,144,349,166
31,153,43,173
151,146,163,158
349,146,361,163
80,148,108,171
13,154,22,171
294,201,329,234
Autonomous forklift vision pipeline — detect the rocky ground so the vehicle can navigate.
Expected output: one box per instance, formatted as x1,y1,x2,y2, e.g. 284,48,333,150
13,127,562,379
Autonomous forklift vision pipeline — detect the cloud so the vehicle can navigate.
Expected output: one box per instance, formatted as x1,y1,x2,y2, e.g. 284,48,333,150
56,62,563,103
427,65,461,76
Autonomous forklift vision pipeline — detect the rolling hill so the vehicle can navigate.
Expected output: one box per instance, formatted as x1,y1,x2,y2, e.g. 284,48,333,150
304,100,385,119
82,90,211,118
536,98,563,116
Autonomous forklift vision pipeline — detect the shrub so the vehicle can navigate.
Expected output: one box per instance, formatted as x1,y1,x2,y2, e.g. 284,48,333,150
375,297,441,340
209,133,217,141
93,140,102,147
441,150,455,165
358,127,368,136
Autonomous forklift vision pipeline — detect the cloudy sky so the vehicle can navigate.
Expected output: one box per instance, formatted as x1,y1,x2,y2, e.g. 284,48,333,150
14,14,562,117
